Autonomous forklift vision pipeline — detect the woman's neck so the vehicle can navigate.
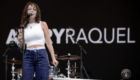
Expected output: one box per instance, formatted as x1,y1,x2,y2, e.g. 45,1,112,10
28,19,35,24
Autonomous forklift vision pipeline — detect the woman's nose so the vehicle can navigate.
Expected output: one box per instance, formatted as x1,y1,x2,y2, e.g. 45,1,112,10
31,9,34,12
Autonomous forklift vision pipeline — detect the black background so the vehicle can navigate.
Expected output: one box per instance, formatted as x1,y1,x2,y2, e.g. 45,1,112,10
0,0,139,80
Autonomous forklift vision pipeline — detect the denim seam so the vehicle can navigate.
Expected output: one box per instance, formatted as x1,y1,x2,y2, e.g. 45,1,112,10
24,52,31,69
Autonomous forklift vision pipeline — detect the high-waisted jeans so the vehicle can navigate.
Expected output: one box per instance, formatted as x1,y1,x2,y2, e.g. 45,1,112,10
24,48,50,80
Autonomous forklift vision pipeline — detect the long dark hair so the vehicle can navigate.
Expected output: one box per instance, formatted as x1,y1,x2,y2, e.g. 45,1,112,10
20,2,41,28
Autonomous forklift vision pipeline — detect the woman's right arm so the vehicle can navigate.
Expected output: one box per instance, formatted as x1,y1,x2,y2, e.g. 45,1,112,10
18,29,25,49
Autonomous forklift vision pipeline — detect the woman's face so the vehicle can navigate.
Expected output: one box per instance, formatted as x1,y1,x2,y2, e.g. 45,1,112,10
27,5,37,19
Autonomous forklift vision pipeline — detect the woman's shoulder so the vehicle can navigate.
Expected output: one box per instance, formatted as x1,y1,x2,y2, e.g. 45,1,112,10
40,21,48,29
40,21,47,24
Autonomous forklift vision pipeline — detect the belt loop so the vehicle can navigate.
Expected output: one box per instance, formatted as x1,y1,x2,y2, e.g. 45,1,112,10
35,50,36,52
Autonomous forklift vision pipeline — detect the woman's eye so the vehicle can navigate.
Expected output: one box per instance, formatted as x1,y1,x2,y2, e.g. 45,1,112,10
33,9,37,11
27,9,31,11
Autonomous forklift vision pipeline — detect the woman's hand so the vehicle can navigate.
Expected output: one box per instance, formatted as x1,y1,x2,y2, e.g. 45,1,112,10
18,31,23,42
52,59,59,67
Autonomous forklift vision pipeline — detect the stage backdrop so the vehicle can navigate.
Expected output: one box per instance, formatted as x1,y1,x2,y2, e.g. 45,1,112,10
0,0,139,80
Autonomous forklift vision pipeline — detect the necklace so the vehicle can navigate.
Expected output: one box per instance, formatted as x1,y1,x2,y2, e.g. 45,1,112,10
28,23,36,29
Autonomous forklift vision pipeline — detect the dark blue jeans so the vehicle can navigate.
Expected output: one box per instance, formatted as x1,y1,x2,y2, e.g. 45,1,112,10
24,49,50,80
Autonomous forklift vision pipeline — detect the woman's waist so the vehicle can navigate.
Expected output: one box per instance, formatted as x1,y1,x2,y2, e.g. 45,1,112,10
25,39,45,48
27,45,45,50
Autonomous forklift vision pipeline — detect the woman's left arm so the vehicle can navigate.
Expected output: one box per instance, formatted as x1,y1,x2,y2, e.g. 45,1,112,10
41,21,58,67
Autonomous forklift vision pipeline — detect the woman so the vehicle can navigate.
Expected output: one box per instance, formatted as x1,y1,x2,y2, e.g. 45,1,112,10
18,2,59,80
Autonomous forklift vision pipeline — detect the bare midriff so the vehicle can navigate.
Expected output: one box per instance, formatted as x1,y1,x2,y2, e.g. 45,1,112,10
27,45,45,48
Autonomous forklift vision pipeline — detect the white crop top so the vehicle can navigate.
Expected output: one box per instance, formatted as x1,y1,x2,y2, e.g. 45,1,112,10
24,21,45,47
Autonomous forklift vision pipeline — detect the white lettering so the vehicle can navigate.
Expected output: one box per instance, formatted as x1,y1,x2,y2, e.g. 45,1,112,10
117,28,126,43
127,28,135,43
104,28,115,44
6,29,19,44
76,28,88,43
66,28,76,44
53,28,65,44
88,28,103,43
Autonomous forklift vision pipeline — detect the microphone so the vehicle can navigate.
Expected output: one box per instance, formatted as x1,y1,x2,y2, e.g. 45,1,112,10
27,12,33,18
29,12,34,16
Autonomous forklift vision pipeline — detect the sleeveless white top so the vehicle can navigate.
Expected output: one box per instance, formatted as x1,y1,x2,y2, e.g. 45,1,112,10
24,21,45,47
